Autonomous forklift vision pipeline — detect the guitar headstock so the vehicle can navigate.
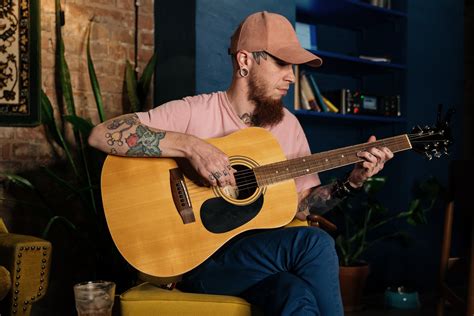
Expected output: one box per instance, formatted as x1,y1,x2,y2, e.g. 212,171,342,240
409,105,454,160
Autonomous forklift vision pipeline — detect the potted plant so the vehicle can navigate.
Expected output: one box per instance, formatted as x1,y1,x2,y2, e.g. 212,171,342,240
332,176,443,312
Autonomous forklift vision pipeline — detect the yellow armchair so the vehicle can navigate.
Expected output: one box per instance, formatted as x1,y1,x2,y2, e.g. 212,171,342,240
0,218,52,316
120,215,336,316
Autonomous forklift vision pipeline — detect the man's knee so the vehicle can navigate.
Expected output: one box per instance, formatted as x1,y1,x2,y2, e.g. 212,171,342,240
252,271,319,315
296,226,335,249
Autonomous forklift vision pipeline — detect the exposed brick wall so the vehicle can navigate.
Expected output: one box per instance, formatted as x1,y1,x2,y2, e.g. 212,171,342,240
0,0,154,174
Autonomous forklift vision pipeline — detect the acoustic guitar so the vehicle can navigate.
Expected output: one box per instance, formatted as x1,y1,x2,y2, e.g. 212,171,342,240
101,110,453,277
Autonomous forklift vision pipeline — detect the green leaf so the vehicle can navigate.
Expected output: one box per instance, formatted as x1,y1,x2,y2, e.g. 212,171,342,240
87,22,106,123
40,90,65,150
137,53,157,109
363,176,386,195
125,60,139,112
42,216,78,239
64,115,94,139
40,92,79,177
55,0,76,118
0,173,35,190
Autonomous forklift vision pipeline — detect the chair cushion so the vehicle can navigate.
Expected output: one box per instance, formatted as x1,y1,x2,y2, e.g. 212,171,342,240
121,282,262,316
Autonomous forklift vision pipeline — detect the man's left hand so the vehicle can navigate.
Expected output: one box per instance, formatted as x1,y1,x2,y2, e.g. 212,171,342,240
347,135,394,188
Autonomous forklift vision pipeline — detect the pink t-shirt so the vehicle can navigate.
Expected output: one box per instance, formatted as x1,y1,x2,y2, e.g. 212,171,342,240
137,91,320,193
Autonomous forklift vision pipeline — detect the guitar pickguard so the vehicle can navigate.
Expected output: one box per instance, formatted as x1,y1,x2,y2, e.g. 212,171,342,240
201,195,264,233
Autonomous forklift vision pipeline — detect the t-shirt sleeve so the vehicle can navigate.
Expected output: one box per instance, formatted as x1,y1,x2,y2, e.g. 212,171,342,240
135,99,192,133
293,123,321,193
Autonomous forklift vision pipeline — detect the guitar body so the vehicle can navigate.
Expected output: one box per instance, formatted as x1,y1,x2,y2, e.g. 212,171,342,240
101,127,298,277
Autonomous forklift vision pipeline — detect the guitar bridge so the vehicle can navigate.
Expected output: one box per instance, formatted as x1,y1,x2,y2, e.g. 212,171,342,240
169,168,195,224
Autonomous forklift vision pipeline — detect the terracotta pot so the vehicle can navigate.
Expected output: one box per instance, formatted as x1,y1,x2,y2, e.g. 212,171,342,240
339,264,370,312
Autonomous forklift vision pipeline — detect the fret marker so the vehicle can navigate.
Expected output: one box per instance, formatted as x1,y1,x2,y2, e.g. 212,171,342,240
306,169,309,172
275,171,279,174
302,159,306,162
325,158,328,162
286,168,289,171
341,154,345,158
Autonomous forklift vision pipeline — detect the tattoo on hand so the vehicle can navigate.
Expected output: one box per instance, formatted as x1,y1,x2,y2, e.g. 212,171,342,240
125,125,166,157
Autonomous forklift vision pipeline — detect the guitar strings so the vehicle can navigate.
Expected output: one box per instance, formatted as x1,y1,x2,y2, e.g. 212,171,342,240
232,132,446,182
187,135,446,195
186,132,448,196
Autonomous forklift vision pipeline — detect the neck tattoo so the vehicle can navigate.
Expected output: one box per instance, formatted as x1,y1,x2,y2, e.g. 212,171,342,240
239,113,254,126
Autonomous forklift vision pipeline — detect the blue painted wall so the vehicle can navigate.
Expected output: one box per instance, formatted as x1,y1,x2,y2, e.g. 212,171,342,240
378,0,464,291
194,0,296,105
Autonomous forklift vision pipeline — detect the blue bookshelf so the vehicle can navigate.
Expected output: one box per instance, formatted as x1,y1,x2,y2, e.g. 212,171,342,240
294,0,407,124
295,109,406,123
310,49,405,76
296,0,406,28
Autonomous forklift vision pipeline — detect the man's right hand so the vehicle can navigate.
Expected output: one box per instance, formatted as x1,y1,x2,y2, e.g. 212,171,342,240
185,136,236,187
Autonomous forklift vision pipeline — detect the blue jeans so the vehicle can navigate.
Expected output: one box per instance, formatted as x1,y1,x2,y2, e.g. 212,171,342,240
178,226,343,316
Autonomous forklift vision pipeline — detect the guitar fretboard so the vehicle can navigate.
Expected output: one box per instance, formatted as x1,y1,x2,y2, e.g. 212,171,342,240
254,135,412,186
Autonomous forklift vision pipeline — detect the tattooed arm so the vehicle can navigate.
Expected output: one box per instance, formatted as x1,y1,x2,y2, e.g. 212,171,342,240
295,183,344,220
88,113,236,186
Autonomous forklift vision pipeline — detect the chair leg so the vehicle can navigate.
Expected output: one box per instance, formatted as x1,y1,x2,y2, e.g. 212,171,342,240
436,298,445,316
467,217,474,316
437,201,454,316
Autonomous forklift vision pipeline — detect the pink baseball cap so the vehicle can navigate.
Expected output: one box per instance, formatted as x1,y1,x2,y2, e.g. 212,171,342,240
229,11,322,67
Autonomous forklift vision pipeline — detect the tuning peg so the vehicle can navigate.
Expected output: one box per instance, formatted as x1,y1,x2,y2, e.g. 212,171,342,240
411,125,423,134
425,153,433,160
434,151,442,158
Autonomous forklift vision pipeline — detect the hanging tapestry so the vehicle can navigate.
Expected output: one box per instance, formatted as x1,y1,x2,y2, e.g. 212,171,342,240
0,0,40,126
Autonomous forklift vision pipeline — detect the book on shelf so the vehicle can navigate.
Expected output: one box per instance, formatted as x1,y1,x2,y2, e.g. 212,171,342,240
294,64,300,110
299,72,321,112
307,74,328,112
322,96,339,113
299,88,312,111
295,22,317,50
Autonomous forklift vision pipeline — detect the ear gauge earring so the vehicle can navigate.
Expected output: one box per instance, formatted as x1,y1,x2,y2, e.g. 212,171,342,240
239,67,249,77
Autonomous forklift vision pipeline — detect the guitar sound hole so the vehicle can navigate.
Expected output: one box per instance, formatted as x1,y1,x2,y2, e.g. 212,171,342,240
233,164,257,199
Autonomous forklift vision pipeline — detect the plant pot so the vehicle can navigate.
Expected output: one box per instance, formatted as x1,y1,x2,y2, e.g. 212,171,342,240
339,264,370,312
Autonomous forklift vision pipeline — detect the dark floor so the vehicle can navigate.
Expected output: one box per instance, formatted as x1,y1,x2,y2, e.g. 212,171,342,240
348,292,464,316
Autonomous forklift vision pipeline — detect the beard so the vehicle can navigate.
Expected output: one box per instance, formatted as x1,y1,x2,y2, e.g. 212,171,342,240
247,73,285,127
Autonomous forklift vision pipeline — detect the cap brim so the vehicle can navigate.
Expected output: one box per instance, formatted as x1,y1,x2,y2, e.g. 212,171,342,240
269,45,322,67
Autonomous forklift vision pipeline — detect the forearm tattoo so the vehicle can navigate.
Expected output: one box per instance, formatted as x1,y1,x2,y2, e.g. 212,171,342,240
105,114,166,157
298,182,345,215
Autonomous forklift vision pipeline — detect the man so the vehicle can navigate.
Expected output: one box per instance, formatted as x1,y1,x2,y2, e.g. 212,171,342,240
89,11,393,316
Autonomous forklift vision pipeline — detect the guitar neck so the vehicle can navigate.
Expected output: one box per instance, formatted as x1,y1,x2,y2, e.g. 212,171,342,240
254,134,412,186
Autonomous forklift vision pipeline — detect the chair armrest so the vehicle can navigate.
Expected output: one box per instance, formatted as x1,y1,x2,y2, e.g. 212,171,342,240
306,214,337,232
0,233,52,315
